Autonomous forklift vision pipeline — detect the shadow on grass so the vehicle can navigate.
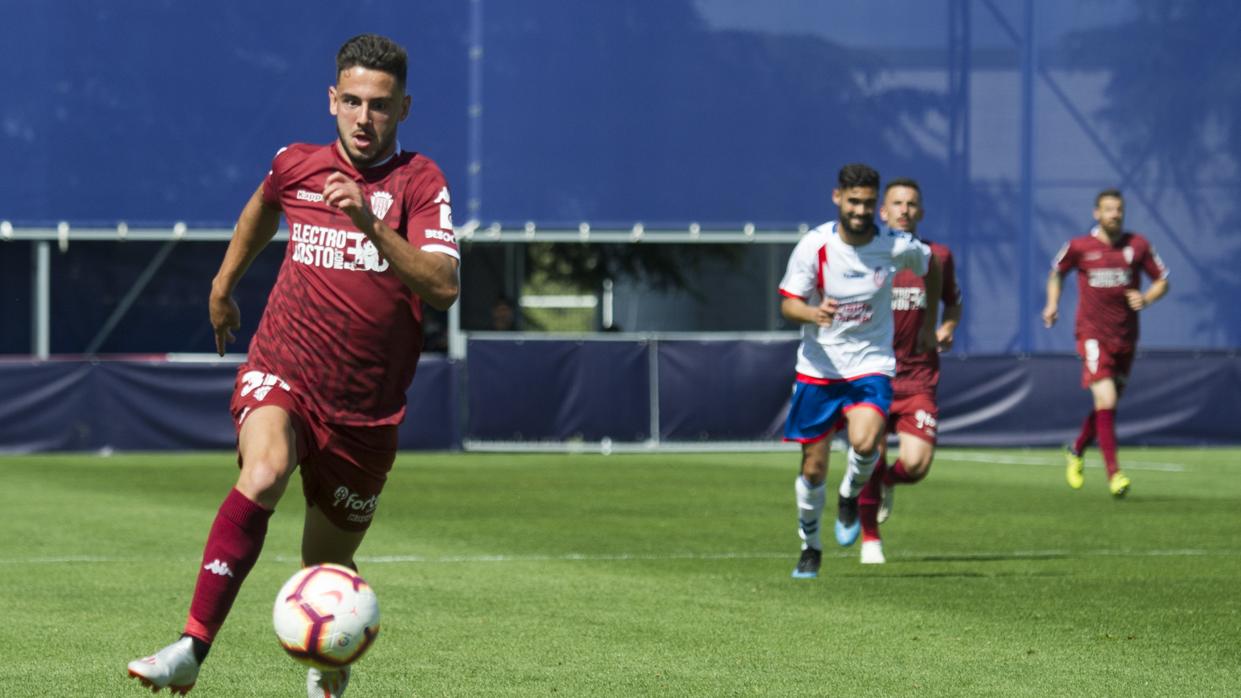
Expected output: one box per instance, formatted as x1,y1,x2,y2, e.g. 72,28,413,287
1103,496,1182,505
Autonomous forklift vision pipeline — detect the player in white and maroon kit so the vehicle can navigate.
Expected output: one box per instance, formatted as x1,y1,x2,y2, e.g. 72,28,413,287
128,35,460,697
856,178,963,564
1043,188,1169,499
779,164,940,579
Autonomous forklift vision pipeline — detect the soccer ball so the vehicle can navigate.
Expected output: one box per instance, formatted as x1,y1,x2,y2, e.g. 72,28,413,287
272,563,381,670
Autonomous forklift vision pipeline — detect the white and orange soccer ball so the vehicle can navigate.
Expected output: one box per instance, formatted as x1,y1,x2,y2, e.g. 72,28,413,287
272,563,380,670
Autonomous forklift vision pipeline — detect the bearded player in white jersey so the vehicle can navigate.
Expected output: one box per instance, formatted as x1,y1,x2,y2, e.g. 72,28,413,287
778,163,941,579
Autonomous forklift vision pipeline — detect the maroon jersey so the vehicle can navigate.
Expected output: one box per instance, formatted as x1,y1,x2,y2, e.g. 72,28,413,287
1052,228,1168,348
891,240,961,397
244,142,460,426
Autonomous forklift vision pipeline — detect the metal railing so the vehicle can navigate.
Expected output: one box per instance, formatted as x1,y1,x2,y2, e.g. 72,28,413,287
4,221,808,359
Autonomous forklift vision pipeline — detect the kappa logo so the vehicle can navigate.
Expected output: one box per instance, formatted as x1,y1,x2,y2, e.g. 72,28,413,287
297,189,325,203
370,190,394,220
434,186,453,229
204,559,235,577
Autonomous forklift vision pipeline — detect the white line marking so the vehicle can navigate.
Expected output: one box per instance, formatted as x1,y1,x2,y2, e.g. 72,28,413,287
2,548,1235,566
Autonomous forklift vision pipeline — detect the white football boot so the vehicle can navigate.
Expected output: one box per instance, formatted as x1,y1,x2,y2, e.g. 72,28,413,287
860,539,886,565
127,636,200,694
308,666,351,697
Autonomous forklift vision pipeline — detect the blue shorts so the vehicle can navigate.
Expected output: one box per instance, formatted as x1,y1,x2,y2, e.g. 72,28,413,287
783,375,893,443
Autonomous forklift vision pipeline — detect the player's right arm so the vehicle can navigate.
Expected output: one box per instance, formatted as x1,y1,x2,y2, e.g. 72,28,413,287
1043,241,1076,328
210,184,282,356
1042,270,1063,328
778,232,836,327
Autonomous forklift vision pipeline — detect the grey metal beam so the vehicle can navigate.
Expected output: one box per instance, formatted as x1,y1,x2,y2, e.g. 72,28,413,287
84,239,180,356
33,241,50,358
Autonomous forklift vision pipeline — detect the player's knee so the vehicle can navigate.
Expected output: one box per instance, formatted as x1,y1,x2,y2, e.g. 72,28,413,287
237,452,294,503
801,461,827,484
898,436,935,477
904,457,932,480
1092,390,1117,410
850,434,882,458
800,455,827,483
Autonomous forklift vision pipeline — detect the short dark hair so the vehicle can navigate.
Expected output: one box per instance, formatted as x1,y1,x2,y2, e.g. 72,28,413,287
1095,188,1123,207
838,163,880,190
336,34,407,89
884,177,921,196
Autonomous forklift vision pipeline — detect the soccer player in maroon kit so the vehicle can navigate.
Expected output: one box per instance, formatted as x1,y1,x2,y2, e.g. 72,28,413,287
1043,189,1169,498
855,179,962,564
127,35,460,697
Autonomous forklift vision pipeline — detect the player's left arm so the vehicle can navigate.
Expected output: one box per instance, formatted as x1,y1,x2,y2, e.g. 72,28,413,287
917,254,942,354
936,248,962,352
1125,244,1170,311
1127,277,1169,311
322,172,460,311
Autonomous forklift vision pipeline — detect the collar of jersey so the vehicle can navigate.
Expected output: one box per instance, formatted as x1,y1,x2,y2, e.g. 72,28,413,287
831,220,886,245
367,141,402,169
335,140,403,173
1090,225,1125,246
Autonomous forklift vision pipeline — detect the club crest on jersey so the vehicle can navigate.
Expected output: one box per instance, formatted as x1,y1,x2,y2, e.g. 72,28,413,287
872,266,890,287
1123,246,1134,264
370,190,394,220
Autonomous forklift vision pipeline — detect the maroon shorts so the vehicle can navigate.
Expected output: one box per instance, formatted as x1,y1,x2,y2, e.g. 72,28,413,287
228,369,398,532
1076,339,1135,389
886,392,938,444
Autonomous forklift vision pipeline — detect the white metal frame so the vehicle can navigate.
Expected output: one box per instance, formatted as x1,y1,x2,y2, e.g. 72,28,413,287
4,221,808,359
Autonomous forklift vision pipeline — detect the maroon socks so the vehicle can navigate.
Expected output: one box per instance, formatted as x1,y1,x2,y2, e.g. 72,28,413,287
1073,410,1097,455
183,488,273,644
1095,408,1119,477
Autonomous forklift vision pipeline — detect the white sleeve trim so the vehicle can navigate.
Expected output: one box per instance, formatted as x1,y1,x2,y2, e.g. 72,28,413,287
421,244,461,260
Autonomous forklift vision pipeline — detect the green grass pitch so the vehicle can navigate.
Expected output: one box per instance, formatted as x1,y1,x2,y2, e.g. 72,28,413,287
2,448,1238,696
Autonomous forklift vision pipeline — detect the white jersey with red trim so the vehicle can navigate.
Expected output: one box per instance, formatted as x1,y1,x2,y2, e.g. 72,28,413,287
779,220,931,381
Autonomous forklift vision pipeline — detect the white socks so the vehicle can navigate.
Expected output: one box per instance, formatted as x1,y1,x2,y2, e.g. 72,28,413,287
839,447,880,499
795,476,826,550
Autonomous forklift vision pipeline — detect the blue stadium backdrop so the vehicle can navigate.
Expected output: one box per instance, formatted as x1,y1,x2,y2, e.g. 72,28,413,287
2,1,1239,450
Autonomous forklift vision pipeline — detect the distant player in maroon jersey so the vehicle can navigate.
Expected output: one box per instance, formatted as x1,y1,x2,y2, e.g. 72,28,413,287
1043,189,1169,499
855,178,962,564
127,35,460,697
